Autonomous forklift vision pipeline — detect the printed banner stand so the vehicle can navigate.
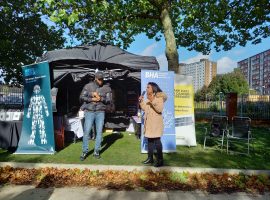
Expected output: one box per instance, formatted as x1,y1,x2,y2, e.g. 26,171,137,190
141,70,176,153
174,74,197,146
15,61,55,154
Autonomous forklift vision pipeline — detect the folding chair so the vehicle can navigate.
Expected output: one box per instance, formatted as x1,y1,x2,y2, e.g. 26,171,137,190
203,115,228,151
226,116,253,155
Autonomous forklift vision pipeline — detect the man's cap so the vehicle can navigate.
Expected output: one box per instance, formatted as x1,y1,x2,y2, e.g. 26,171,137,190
95,71,104,79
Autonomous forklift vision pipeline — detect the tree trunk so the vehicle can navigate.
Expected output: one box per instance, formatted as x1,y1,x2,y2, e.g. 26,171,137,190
160,7,179,73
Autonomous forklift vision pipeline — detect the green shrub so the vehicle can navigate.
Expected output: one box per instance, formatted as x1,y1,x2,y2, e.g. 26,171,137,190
170,172,189,183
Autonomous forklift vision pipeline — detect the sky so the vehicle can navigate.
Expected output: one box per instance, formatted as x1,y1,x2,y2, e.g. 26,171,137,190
127,34,270,74
31,16,270,75
2,21,269,83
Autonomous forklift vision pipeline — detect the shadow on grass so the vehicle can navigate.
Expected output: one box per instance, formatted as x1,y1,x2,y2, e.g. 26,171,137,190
83,132,124,159
164,144,270,169
0,150,12,161
100,132,124,154
1,123,270,169
0,149,48,163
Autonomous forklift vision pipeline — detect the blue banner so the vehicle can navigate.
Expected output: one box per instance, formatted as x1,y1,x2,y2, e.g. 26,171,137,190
15,62,55,154
141,70,176,153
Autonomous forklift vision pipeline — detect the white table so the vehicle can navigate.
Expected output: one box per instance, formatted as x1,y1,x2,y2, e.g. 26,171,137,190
64,117,84,138
131,116,141,139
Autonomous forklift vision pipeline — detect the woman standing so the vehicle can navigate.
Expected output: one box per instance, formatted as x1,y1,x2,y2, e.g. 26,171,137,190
139,82,167,167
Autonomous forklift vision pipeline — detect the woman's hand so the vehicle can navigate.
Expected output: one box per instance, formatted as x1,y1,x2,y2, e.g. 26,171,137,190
138,95,144,102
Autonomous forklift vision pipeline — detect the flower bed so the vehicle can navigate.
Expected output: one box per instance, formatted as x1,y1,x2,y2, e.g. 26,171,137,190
1,166,269,193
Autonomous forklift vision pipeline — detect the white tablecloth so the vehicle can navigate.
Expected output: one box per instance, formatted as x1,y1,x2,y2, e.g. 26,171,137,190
65,117,84,138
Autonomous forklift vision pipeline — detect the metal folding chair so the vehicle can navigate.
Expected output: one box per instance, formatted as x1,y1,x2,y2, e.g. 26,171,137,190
204,115,228,151
226,116,253,155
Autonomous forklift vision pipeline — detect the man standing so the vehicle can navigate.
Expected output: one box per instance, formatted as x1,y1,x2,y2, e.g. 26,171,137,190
79,71,111,160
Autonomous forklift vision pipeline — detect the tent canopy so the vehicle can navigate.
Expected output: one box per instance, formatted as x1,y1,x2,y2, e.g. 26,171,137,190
38,40,159,86
37,40,159,128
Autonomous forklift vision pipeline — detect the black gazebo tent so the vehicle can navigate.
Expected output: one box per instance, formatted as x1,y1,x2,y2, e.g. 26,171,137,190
38,40,159,129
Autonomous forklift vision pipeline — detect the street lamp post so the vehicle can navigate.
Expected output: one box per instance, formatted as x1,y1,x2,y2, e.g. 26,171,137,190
219,92,223,116
205,94,209,108
262,85,266,95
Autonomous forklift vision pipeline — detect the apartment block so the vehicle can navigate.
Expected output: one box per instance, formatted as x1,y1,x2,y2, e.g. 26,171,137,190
238,49,270,95
179,59,217,92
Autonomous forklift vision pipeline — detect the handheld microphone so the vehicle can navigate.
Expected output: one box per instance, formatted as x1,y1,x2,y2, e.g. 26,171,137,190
141,91,146,96
139,91,146,102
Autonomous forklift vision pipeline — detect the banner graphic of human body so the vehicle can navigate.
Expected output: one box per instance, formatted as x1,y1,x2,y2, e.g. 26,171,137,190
15,62,55,154
174,75,196,146
141,70,176,153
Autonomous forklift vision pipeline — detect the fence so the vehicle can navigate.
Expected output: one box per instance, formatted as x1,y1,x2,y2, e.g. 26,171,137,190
195,94,270,121
1,85,269,121
0,85,24,110
237,95,270,120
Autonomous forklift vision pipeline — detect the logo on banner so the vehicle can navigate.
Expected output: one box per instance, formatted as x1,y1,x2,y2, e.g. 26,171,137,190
145,71,168,79
24,68,36,77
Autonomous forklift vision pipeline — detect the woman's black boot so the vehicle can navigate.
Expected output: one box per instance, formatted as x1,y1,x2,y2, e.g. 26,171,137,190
154,159,163,167
142,157,154,164
143,138,154,164
154,138,163,167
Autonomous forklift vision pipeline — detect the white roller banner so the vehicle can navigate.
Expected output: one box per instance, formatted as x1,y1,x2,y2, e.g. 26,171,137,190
174,75,196,146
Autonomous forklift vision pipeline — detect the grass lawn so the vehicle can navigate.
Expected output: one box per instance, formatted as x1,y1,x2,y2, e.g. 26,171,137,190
0,122,269,170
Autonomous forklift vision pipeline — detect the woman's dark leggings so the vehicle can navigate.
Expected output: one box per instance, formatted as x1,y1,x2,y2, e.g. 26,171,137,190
147,137,163,160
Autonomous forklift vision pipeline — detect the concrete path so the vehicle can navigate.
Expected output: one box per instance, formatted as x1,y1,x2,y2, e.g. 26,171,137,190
0,162,270,200
0,185,269,200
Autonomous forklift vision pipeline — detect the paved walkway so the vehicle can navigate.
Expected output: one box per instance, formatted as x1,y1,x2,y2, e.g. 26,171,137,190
0,185,269,200
0,162,269,200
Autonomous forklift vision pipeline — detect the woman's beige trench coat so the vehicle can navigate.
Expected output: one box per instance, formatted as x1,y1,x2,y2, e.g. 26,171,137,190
139,92,167,138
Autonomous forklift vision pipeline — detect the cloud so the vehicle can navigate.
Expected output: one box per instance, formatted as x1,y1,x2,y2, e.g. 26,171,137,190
231,49,246,56
140,43,158,56
139,43,168,71
156,54,168,71
181,53,236,74
183,53,211,64
217,57,237,74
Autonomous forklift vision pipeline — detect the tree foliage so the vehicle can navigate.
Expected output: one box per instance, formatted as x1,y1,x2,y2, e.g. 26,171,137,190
194,85,208,101
35,0,270,72
218,68,249,95
0,0,65,84
195,69,249,101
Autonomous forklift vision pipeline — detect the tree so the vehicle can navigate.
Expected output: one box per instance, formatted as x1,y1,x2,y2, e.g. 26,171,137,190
207,75,223,97
195,70,248,101
208,69,249,96
35,0,270,73
194,85,208,101
0,0,65,84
